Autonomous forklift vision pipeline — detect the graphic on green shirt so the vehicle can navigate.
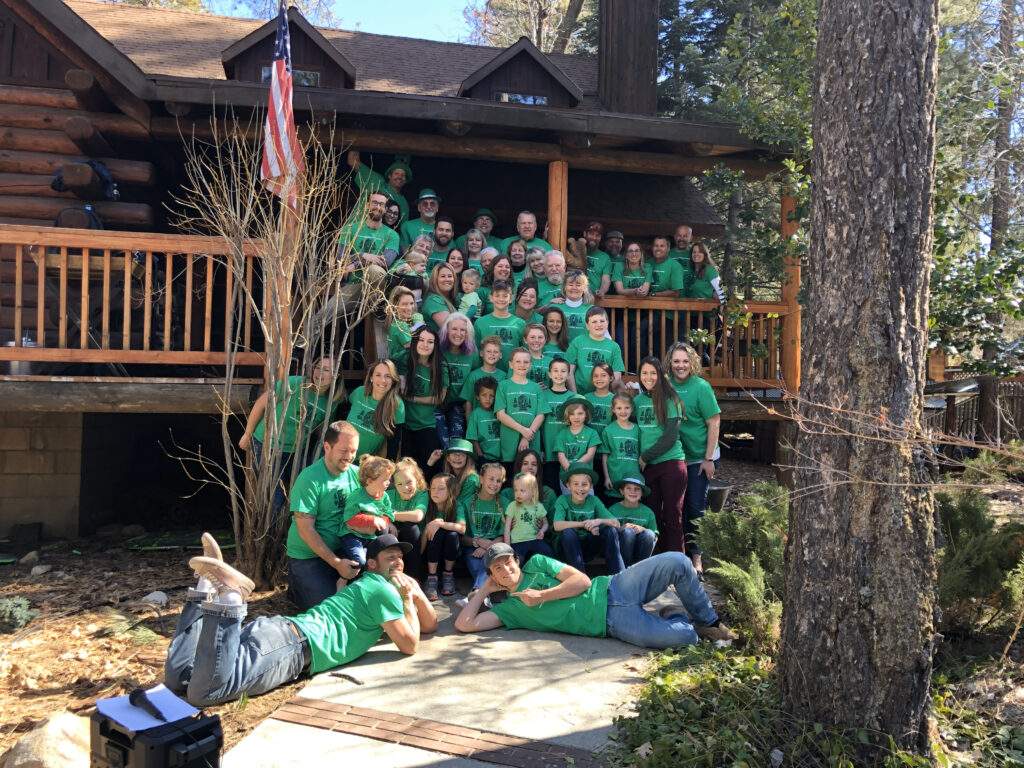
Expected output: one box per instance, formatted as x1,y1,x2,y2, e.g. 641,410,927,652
540,388,574,462
649,258,684,294
457,496,504,540
285,460,360,559
466,407,502,460
403,362,449,431
338,221,400,259
560,303,591,343
553,425,601,465
552,494,614,540
490,554,609,638
565,335,624,393
474,313,525,368
586,249,611,292
500,485,558,518
611,262,653,291
633,393,685,463
588,392,614,435
607,502,659,532
506,501,548,544
600,422,642,496
494,378,543,461
252,375,330,453
671,375,722,462
288,571,404,674
340,487,394,540
443,351,476,403
347,385,405,459
526,354,549,387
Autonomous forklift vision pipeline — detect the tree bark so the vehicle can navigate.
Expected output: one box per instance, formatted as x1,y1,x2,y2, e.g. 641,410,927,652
550,0,586,53
778,0,940,755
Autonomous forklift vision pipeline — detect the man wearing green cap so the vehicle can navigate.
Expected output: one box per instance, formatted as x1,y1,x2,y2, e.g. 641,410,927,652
347,150,412,226
455,209,503,252
400,189,441,253
499,211,552,254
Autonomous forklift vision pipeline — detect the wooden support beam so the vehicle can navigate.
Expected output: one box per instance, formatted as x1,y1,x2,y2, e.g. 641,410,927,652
547,160,568,252
1,126,80,155
60,163,104,199
0,196,153,227
64,116,113,157
0,378,261,414
0,173,71,198
164,101,193,117
0,85,77,110
0,149,155,185
438,120,471,137
65,69,111,113
0,104,150,140
779,193,801,392
0,216,54,227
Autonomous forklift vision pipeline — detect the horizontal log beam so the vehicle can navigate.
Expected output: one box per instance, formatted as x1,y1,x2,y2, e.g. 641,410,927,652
64,116,113,156
0,104,150,140
0,196,153,227
60,163,104,199
65,69,111,113
0,149,155,185
0,85,78,110
0,172,71,198
1,126,80,155
0,378,261,414
0,216,53,227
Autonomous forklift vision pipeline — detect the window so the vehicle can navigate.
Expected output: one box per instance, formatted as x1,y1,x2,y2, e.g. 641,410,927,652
495,92,549,106
261,65,320,87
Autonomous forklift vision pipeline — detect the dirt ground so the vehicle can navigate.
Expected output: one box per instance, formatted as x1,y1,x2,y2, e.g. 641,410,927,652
1,457,1018,759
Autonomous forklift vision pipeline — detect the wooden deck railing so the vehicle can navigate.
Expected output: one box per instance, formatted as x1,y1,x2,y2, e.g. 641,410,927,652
0,225,265,366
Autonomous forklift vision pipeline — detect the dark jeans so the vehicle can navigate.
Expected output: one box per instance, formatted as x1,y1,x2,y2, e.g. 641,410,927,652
403,427,442,480
618,527,658,567
558,527,625,574
683,460,718,556
287,556,340,611
425,529,461,568
511,538,556,563
164,591,309,706
464,546,488,590
644,460,688,554
395,522,422,577
338,533,369,568
434,402,466,449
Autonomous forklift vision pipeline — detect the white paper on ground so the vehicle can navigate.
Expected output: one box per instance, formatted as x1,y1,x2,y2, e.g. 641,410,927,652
95,684,199,732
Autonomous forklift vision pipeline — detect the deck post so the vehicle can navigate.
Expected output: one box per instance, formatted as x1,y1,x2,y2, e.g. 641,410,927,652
780,192,801,392
547,160,568,252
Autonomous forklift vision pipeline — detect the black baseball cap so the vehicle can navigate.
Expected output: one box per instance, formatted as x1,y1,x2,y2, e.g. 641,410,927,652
366,534,412,560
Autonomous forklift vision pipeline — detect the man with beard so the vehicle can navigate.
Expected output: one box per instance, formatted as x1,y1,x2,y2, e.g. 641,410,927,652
603,230,624,265
427,215,456,272
500,211,552,254
164,533,436,707
400,189,441,252
347,150,412,226
537,249,567,307
580,221,612,298
669,224,695,288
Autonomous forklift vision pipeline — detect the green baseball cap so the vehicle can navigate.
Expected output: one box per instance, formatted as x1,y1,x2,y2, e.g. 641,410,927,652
444,438,474,456
557,394,592,422
560,462,598,486
418,188,440,202
616,476,651,497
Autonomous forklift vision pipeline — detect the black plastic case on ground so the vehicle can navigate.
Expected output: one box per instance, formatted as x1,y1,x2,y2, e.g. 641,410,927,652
90,710,222,768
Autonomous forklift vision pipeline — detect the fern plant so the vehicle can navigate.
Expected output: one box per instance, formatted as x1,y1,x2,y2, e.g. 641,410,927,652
0,596,37,634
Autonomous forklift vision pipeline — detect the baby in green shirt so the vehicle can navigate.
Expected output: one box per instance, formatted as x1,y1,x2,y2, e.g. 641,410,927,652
338,456,397,583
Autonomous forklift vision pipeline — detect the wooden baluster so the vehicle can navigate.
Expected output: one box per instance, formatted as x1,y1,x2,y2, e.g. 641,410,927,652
184,253,193,352
647,307,654,359
13,244,23,344
123,249,132,350
35,247,45,347
204,254,213,352
58,246,67,347
80,248,90,348
101,249,110,349
769,316,778,379
743,315,752,379
164,252,173,351
143,251,152,351
244,254,253,350
224,254,234,351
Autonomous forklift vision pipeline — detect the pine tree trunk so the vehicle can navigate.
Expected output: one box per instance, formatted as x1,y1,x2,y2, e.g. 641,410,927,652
778,0,940,753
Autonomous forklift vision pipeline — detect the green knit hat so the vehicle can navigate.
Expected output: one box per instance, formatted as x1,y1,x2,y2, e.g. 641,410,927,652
385,154,412,183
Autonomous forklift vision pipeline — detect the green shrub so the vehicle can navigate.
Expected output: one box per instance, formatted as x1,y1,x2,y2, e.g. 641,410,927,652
707,554,783,652
937,489,1024,631
0,596,37,633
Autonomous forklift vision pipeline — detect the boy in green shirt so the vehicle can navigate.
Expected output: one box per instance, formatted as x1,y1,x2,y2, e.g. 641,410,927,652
460,336,507,418
473,281,526,370
564,307,624,393
539,358,574,492
466,377,503,462
494,349,544,462
553,396,602,473
608,478,659,567
552,464,623,574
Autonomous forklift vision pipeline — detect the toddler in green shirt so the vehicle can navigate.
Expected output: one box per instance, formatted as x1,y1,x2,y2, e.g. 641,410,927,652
338,456,396,580
502,472,555,563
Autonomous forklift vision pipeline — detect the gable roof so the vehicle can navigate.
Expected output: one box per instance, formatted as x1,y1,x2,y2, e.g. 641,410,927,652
457,36,583,105
220,6,356,85
62,0,598,101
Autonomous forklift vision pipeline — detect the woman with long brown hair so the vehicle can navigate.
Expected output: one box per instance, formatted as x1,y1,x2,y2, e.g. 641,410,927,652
400,325,448,474
347,360,404,460
421,262,458,333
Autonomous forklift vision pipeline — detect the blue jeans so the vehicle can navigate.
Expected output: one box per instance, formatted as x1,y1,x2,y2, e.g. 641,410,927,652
511,538,556,563
287,556,339,611
164,593,309,706
683,461,717,555
464,548,488,590
618,527,657,567
558,527,625,574
434,402,466,449
605,552,718,648
338,533,369,568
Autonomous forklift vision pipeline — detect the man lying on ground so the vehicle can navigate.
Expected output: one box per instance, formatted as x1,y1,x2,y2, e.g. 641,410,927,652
454,543,734,649
164,533,436,707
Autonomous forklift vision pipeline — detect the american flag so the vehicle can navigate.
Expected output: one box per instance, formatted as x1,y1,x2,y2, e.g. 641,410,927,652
260,0,305,208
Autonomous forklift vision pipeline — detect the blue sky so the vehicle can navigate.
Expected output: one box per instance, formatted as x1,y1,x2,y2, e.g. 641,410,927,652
330,0,470,41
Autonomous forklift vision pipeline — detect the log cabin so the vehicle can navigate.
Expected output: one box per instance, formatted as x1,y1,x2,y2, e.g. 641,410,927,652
0,0,798,538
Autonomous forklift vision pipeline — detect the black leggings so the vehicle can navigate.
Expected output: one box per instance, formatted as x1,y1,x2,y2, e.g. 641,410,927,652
402,427,442,480
425,529,461,568
395,521,422,578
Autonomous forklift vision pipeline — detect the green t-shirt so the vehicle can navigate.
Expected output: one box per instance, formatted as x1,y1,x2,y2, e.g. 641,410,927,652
499,235,552,254
607,502,659,533
454,232,504,252
687,266,722,300
649,257,685,295
500,485,558,518
494,377,543,461
526,353,549,387
338,220,400,260
457,495,504,540
466,406,502,460
552,493,615,540
588,392,614,436
398,217,436,252
386,487,429,522
505,501,548,544
288,571,404,674
586,249,612,293
537,279,563,308
252,375,330,453
421,292,454,334
403,362,449,431
634,393,685,464
490,555,609,638
560,302,592,343
600,421,642,496
340,487,394,540
543,342,568,362
347,385,405,460
387,318,416,360
564,334,625,393
671,375,721,462
353,162,409,224
456,472,482,506
459,366,506,406
611,262,653,291
539,387,574,462
426,245,453,273
443,350,477,404
474,313,525,369
553,425,601,465
285,460,360,559
669,246,692,265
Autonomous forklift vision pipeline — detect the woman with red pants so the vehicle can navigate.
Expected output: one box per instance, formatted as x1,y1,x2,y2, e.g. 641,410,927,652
635,357,688,558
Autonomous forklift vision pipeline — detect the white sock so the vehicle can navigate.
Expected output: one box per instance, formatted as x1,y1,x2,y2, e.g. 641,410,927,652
217,588,244,606
196,576,214,595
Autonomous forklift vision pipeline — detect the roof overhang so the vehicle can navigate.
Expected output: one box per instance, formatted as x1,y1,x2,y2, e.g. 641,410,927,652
457,36,583,106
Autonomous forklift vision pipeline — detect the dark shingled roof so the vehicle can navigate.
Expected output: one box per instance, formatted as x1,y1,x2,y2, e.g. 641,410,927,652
65,0,599,100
